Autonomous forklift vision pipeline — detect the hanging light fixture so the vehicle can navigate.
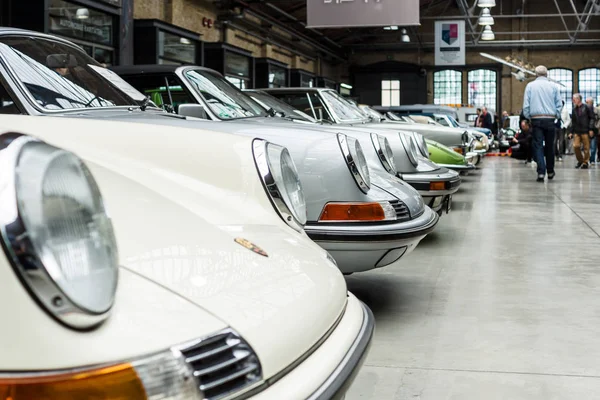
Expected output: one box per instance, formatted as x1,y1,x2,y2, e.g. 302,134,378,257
478,8,494,25
478,0,496,7
75,8,90,19
481,25,495,40
384,25,399,31
401,28,411,43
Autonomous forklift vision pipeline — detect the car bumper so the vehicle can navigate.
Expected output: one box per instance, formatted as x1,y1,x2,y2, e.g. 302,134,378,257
437,163,476,171
400,171,461,197
305,206,439,274
248,294,374,400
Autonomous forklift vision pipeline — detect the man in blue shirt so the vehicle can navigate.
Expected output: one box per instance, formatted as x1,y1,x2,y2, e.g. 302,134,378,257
523,65,563,182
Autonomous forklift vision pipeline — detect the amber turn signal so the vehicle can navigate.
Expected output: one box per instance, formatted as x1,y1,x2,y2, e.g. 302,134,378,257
0,364,146,399
453,147,464,155
320,202,388,222
429,182,446,191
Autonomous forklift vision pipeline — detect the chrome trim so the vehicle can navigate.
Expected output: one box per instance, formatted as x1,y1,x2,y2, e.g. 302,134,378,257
337,134,370,194
370,133,396,174
252,139,305,232
308,302,375,400
412,132,429,158
399,132,419,167
437,163,476,171
0,133,114,330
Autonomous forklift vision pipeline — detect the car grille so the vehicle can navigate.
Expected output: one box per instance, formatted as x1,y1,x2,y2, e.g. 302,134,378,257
180,329,262,400
448,179,461,189
389,200,411,222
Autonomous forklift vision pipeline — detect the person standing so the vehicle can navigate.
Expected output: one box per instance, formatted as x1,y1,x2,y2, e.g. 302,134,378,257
474,108,482,127
554,101,567,162
561,100,572,157
569,94,595,169
586,97,600,163
523,65,563,182
481,107,493,131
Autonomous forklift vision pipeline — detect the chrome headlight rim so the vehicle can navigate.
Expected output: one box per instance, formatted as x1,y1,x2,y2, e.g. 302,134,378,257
337,133,370,193
370,133,397,175
399,132,419,167
0,133,118,330
252,139,307,232
411,131,429,158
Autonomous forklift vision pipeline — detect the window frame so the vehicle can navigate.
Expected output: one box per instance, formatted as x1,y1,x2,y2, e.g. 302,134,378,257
548,68,574,111
467,68,497,111
381,79,401,107
578,68,600,105
433,69,462,106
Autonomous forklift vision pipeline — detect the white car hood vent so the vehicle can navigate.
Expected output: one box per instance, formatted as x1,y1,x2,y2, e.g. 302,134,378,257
389,199,411,222
180,329,262,399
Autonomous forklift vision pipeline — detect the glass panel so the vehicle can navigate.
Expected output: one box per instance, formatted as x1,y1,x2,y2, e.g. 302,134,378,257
184,69,265,119
468,69,497,110
381,80,400,107
391,89,400,106
117,73,195,113
93,47,113,66
300,75,314,88
391,80,400,90
548,68,573,110
381,80,391,90
269,64,287,88
225,52,250,79
225,76,248,90
158,30,196,65
48,0,113,46
247,91,315,122
578,68,600,105
0,36,143,110
321,90,367,123
433,70,462,105
0,83,20,114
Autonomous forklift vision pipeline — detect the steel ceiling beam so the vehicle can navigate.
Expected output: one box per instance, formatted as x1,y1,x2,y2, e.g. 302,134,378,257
571,0,599,42
420,13,585,19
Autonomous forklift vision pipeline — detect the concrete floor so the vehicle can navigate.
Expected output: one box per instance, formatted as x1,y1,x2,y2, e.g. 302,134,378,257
346,156,600,400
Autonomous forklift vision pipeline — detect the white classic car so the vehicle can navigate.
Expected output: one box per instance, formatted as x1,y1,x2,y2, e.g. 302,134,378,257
0,114,374,399
0,29,438,274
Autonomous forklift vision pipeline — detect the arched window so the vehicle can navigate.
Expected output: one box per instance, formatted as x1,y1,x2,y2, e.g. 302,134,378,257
468,69,497,110
578,68,600,105
433,70,462,105
548,68,573,110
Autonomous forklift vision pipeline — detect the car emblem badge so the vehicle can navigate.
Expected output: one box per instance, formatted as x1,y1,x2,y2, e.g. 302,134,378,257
234,238,268,257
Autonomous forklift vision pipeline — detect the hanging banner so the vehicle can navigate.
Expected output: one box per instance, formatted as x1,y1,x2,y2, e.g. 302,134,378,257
435,21,466,66
307,0,420,29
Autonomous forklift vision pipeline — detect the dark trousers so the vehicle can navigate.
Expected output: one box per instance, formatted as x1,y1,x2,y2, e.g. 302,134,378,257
531,118,556,175
554,127,565,156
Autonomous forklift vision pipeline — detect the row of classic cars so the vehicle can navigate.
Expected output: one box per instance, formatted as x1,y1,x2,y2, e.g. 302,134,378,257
0,27,484,400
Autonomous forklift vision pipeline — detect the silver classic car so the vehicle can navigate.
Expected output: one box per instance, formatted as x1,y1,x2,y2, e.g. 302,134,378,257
0,28,439,274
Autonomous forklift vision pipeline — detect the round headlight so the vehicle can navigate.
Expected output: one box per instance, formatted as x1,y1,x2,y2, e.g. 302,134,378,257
253,140,307,230
0,134,118,330
399,132,419,167
411,131,429,158
337,134,370,193
371,133,397,174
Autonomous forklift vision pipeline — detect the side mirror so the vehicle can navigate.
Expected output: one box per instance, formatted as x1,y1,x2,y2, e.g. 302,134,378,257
178,103,208,119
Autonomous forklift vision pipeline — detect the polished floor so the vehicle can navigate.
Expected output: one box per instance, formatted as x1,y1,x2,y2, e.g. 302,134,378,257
346,156,600,400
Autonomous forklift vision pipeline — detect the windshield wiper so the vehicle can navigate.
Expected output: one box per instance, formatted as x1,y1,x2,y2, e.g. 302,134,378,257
139,96,152,111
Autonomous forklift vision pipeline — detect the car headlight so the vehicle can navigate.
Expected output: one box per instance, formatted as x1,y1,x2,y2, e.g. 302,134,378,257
462,131,470,146
411,132,429,158
0,134,118,330
253,139,307,231
337,133,370,193
370,133,396,174
399,132,419,167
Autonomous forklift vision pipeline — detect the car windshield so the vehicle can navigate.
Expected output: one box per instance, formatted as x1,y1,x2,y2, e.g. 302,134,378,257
446,115,461,127
320,90,369,123
0,36,146,111
246,91,316,122
182,69,266,120
361,106,385,120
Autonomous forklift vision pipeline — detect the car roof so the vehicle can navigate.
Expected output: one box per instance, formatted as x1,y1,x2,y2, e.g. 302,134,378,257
262,87,327,93
111,64,217,75
0,27,81,46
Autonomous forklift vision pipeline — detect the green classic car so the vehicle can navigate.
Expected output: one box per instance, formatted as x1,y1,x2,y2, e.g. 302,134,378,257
427,139,476,174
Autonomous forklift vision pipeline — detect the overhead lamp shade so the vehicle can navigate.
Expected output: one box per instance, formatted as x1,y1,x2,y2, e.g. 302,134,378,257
478,8,494,25
481,25,495,41
478,0,496,7
401,28,410,43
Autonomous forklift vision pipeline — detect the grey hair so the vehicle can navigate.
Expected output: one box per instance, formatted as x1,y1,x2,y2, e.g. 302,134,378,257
573,93,583,101
535,65,548,77
586,97,594,103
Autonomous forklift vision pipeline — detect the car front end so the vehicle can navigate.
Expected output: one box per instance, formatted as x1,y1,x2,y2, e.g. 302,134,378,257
0,114,374,400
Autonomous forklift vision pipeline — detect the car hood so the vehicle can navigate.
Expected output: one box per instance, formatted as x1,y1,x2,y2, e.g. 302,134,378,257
0,116,348,378
426,139,468,165
363,121,466,146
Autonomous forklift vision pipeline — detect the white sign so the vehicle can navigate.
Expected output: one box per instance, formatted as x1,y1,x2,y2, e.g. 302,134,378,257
88,65,147,101
435,21,466,66
307,0,419,29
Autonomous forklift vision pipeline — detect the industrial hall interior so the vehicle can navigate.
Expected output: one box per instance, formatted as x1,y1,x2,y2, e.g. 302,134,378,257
1,0,600,399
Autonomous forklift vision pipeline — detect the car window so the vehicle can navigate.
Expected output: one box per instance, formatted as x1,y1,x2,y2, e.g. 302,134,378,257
270,92,332,122
319,90,367,123
0,82,21,114
183,69,266,120
0,37,142,110
119,73,195,113
247,91,316,122
435,116,449,126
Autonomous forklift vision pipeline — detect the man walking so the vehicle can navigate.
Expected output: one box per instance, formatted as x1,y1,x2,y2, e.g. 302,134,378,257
523,65,563,181
481,107,493,131
586,97,600,163
570,94,595,169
